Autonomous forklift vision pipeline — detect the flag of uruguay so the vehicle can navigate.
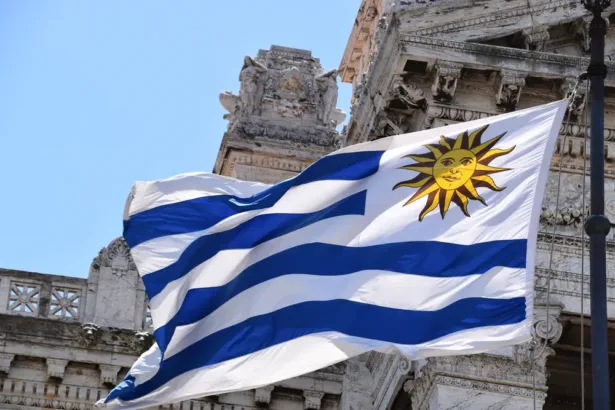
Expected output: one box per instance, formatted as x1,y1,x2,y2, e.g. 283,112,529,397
99,100,567,409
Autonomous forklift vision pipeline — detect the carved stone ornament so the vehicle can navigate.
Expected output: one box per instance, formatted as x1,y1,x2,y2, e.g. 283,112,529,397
423,104,491,129
132,330,154,354
0,353,14,374
496,70,526,112
99,364,122,386
254,385,274,405
411,351,551,410
303,390,325,410
274,99,305,118
371,111,412,140
390,80,426,111
431,61,462,102
276,67,306,100
522,27,550,51
79,322,100,347
560,77,588,122
91,237,137,277
572,16,592,52
46,358,68,380
342,356,374,410
233,118,341,148
239,56,268,116
539,173,615,228
315,69,339,127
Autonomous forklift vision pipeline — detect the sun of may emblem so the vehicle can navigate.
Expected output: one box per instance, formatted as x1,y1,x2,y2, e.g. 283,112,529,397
393,124,515,221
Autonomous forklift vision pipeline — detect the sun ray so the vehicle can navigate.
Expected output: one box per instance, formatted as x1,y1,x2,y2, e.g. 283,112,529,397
403,154,435,163
453,191,470,216
468,125,489,148
418,191,440,221
440,189,455,218
404,182,439,206
400,164,434,175
393,124,514,221
474,163,510,173
463,179,486,205
426,144,445,158
439,136,451,150
478,146,515,163
472,175,504,191
452,131,466,150
393,176,432,189
471,132,506,156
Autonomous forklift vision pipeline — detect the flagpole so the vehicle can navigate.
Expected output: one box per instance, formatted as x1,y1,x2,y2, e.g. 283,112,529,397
582,1,612,409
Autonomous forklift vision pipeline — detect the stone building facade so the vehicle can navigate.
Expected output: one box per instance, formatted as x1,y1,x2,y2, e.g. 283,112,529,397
3,1,615,409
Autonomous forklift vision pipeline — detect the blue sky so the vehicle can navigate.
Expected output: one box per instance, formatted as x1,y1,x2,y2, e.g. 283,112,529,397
0,1,357,277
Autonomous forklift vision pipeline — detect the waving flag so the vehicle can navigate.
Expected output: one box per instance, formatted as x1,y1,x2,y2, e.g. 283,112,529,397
99,100,567,409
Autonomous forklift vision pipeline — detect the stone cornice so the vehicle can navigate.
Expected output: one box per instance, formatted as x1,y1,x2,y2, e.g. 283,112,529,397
538,232,615,252
400,0,613,36
0,314,147,362
399,35,615,75
402,0,589,37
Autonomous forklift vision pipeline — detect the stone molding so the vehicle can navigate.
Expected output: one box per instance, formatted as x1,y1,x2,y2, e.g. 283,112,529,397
46,358,68,379
399,35,615,74
231,118,344,149
538,232,615,252
403,0,591,37
254,385,274,405
99,364,121,385
303,390,325,410
0,353,14,374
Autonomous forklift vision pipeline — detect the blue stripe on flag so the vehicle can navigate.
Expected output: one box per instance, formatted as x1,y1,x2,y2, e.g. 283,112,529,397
154,239,527,351
143,190,368,299
107,297,526,403
124,151,383,248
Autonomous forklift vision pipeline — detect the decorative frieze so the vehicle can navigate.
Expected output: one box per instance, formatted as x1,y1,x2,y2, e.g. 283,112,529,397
496,70,526,112
232,118,343,149
405,0,586,38
431,61,462,102
399,35,615,73
99,364,121,386
254,385,274,405
46,358,68,380
423,104,491,129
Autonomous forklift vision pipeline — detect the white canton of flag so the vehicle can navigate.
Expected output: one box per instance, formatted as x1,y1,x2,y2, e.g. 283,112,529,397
98,100,568,409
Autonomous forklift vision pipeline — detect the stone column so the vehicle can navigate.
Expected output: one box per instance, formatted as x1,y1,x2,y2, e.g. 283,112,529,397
409,301,564,409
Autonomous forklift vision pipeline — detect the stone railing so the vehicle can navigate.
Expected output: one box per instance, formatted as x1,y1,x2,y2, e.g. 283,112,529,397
0,269,87,321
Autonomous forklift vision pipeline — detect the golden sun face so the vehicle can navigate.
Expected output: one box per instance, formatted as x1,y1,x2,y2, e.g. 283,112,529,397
393,125,515,221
